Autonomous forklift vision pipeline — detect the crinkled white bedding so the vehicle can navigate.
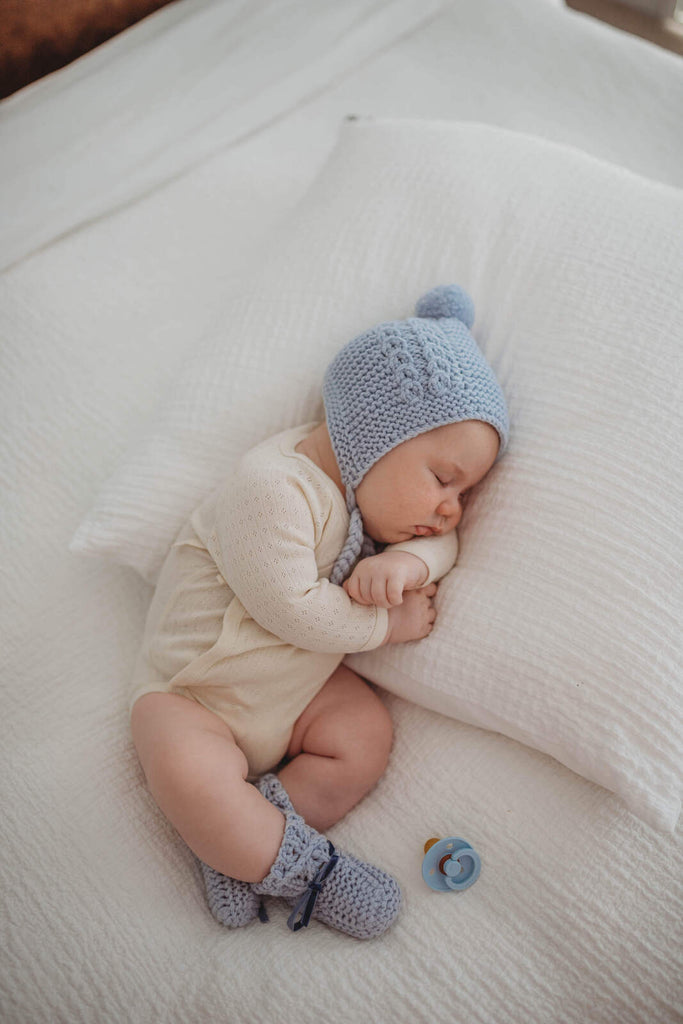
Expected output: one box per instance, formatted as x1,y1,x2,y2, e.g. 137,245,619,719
1,1,681,1022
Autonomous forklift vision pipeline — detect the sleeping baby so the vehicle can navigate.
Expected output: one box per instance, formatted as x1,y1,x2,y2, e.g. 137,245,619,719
129,285,509,939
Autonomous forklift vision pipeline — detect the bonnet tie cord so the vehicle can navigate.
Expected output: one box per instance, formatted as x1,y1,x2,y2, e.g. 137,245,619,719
329,486,378,586
286,842,339,932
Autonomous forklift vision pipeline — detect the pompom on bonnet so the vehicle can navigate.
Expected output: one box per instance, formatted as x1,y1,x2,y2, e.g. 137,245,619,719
323,284,509,585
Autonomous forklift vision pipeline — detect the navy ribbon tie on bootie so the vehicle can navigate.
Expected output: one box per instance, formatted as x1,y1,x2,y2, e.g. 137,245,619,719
287,842,339,932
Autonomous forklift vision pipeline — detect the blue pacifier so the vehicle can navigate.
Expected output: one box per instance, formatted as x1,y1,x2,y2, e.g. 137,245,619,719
422,836,481,892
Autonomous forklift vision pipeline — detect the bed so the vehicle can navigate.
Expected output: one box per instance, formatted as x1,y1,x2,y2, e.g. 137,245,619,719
2,2,682,1022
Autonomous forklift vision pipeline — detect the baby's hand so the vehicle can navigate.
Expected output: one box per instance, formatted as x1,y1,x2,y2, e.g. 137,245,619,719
343,551,429,609
382,584,438,645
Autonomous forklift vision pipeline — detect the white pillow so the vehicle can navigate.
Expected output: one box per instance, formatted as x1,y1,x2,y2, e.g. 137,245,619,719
72,119,683,832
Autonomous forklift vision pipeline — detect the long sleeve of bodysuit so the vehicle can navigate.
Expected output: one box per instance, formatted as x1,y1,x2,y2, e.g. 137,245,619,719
206,456,390,654
200,432,459,656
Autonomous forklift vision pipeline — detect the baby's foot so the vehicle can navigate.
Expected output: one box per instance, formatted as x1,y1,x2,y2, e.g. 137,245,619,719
258,774,392,884
199,773,294,928
252,809,402,939
199,860,262,928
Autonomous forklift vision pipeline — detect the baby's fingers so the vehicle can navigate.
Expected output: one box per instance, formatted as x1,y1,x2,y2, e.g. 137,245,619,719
421,582,438,598
344,574,376,606
369,578,396,609
343,577,364,604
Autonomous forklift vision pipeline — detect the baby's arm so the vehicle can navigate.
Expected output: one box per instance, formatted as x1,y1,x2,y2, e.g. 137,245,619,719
211,463,389,654
343,531,458,609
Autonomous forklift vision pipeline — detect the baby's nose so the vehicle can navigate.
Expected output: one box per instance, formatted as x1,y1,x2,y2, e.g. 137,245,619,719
437,497,462,524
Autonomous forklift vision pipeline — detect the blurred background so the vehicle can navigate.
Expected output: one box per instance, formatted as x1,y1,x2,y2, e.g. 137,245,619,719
1,0,681,101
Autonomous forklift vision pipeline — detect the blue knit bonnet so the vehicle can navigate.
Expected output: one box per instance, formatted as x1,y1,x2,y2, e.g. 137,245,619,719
323,284,509,585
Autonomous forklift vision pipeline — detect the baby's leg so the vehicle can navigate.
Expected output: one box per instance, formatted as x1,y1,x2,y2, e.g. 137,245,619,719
133,686,401,939
130,692,285,882
279,664,393,832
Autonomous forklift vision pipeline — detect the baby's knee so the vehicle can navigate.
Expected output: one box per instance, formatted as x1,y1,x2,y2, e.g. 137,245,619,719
369,694,394,747
349,696,394,783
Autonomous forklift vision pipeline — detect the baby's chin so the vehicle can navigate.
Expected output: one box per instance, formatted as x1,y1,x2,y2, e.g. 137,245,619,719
366,525,415,545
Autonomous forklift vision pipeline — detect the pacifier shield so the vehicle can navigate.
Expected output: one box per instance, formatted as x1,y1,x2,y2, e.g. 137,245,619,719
422,836,481,892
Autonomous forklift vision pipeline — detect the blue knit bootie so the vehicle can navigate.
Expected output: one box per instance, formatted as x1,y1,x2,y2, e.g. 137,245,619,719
199,860,260,928
200,773,294,928
252,793,402,940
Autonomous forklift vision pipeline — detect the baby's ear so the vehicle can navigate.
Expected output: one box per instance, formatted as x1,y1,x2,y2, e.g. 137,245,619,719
415,284,475,329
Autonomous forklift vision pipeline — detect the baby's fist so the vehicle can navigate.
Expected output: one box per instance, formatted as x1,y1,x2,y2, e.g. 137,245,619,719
342,551,428,609
382,584,438,645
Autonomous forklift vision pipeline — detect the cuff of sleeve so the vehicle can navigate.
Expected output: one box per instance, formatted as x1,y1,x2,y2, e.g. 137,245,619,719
359,606,389,651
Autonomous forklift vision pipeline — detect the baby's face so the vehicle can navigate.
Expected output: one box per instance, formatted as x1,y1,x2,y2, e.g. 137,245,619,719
355,420,500,545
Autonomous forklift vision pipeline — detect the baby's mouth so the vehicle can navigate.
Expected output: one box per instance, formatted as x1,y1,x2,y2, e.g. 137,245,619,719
414,525,440,537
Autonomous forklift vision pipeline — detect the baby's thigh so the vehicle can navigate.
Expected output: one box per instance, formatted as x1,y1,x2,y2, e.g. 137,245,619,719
131,692,249,801
287,664,393,773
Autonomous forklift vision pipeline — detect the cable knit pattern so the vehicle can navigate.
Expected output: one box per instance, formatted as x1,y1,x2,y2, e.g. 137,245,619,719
252,810,402,940
323,284,509,584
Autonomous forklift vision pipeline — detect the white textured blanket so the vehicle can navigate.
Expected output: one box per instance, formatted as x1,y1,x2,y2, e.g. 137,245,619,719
2,1,681,1022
